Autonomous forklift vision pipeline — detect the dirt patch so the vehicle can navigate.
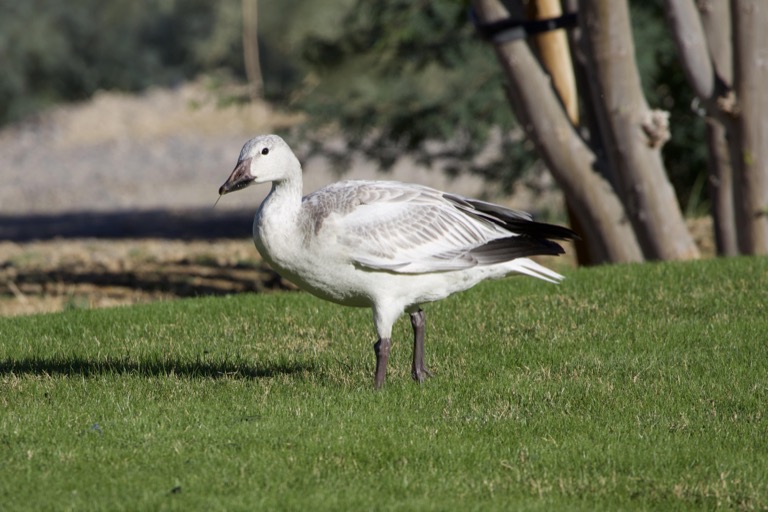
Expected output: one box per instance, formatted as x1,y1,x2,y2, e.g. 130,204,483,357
0,217,715,318
687,216,716,257
0,239,294,317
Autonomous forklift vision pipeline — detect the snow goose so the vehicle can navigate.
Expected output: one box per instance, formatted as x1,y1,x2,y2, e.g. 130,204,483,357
218,134,577,389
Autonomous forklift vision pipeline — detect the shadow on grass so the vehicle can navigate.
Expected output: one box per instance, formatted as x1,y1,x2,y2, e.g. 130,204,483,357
0,355,313,380
0,208,254,241
10,266,287,298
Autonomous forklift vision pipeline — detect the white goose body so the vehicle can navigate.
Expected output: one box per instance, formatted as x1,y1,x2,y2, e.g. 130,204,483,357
219,135,577,388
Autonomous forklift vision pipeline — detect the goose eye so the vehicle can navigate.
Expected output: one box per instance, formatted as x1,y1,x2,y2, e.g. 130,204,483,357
261,148,269,155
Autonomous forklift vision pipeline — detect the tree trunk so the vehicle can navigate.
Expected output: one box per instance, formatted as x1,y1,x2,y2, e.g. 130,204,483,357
242,0,263,100
525,0,594,265
731,0,768,254
665,0,738,255
472,0,643,264
706,119,739,255
697,0,739,256
579,0,700,261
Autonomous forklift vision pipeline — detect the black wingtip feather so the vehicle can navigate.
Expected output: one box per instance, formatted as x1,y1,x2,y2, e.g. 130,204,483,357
470,236,566,265
444,194,580,242
508,219,580,242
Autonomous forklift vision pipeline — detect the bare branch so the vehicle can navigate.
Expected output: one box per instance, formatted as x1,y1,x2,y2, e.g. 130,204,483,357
664,0,716,104
697,0,733,85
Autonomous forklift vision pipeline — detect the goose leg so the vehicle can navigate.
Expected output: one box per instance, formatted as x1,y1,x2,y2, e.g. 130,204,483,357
373,337,391,389
410,309,432,382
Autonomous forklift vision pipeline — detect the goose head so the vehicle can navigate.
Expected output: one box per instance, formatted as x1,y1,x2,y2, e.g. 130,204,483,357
218,135,301,196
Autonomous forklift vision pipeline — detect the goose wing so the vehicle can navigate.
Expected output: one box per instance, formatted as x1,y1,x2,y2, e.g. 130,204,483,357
302,181,574,274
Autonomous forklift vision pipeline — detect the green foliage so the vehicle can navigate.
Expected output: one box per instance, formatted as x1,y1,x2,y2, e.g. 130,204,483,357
0,0,230,123
0,0,360,122
256,0,360,101
1,257,767,509
296,1,533,191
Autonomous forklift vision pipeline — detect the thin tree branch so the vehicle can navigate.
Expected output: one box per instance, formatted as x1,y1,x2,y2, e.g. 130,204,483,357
664,0,716,104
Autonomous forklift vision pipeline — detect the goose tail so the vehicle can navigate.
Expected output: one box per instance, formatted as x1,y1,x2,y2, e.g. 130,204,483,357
507,258,565,284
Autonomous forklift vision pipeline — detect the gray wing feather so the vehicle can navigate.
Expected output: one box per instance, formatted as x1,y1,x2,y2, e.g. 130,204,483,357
300,181,576,274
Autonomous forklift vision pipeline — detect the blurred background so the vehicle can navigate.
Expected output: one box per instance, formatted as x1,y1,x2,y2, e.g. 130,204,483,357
0,0,715,314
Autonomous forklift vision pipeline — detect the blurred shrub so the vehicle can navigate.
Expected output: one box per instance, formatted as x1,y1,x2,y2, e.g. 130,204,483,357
0,0,357,124
0,1,214,122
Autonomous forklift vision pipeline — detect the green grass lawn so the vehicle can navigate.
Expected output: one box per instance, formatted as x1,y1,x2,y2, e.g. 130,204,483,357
1,257,766,510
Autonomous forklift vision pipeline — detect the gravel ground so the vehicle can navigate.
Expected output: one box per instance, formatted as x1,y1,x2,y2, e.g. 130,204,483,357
1,86,261,214
0,82,490,316
0,81,486,216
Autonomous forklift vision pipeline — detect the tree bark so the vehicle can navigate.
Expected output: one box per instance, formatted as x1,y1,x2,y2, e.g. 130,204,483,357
706,119,738,255
472,0,643,263
665,0,738,255
579,0,700,260
694,0,734,103
525,0,594,265
731,0,768,254
698,0,738,255
664,0,716,105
